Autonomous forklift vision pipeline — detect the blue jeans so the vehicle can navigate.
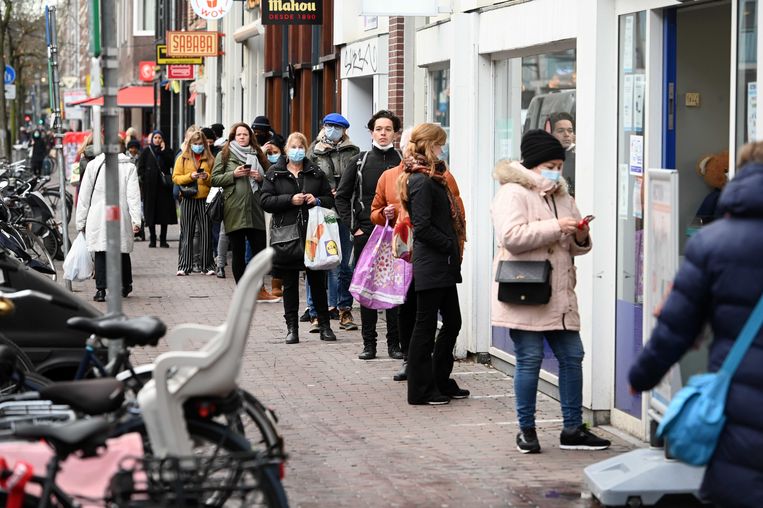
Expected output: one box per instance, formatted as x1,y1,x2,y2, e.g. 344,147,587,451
308,221,354,313
509,329,585,430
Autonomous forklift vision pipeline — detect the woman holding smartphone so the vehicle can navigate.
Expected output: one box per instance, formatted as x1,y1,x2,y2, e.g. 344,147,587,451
172,129,216,276
490,129,609,454
211,122,274,289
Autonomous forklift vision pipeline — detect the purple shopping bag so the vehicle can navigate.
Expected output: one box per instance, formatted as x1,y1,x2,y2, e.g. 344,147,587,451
349,222,413,310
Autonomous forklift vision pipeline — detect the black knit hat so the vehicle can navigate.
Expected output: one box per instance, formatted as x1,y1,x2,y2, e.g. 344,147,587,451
521,129,566,169
251,116,272,131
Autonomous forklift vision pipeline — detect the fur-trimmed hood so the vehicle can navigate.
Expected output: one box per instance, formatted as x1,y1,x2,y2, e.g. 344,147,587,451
311,127,357,154
494,160,569,197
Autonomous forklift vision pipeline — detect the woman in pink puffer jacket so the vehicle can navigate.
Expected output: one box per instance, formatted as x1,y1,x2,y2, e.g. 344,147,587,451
491,129,610,455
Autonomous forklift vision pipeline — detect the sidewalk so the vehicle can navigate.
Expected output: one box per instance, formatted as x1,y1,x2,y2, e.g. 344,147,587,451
73,224,638,507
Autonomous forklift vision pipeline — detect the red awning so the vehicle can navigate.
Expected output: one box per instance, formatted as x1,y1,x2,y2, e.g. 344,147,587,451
66,86,160,108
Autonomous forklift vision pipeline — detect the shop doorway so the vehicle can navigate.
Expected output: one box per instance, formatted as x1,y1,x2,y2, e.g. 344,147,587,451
345,77,373,151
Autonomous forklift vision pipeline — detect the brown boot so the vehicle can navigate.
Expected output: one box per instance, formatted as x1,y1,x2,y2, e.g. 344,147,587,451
271,278,283,297
257,287,282,303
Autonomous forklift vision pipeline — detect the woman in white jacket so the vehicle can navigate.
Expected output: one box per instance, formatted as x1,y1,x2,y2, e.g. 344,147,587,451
491,129,609,454
75,140,142,302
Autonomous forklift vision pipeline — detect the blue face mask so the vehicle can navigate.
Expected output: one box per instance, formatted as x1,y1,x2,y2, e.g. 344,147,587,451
267,154,280,164
324,126,343,142
191,144,204,154
288,148,306,162
540,168,561,182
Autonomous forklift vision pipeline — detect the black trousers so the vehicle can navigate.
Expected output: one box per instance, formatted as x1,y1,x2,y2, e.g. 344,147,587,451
281,269,328,321
397,278,417,358
94,252,133,291
353,232,401,348
227,228,266,283
407,285,462,404
148,224,168,244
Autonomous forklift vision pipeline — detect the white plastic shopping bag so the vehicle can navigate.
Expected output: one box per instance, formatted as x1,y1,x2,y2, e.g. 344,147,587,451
304,206,341,270
62,232,94,281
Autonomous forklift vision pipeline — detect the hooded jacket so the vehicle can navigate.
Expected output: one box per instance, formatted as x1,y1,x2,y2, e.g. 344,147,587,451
629,163,763,508
307,129,360,189
490,161,591,332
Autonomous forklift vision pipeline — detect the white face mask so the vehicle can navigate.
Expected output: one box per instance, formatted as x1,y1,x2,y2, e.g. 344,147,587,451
324,126,344,142
372,140,394,151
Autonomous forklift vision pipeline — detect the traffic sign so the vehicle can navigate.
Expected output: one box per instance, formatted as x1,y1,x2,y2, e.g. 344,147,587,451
5,84,16,100
156,44,203,65
4,65,15,85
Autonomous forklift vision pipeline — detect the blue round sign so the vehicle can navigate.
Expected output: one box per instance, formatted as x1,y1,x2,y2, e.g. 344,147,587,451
4,65,15,85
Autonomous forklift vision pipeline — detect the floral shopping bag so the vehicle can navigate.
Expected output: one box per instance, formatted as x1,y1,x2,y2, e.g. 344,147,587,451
349,221,413,310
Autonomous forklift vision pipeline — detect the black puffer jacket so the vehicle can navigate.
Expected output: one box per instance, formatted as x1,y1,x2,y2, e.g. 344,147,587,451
260,159,334,270
335,146,402,234
407,172,461,291
629,163,763,508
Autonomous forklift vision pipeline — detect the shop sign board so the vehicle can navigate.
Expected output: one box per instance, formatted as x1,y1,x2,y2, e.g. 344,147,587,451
167,65,195,81
360,0,438,16
340,36,388,79
262,0,322,25
139,61,156,82
166,32,220,58
156,45,203,65
190,0,234,20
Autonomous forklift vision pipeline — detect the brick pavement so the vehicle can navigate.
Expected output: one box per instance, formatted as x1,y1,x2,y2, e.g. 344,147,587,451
70,224,639,507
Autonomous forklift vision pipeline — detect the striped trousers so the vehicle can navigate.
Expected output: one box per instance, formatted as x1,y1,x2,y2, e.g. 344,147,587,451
178,197,214,273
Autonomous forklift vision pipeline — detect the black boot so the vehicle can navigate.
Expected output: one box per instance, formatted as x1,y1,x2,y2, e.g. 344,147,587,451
387,342,404,360
284,314,299,344
318,315,336,342
358,342,376,360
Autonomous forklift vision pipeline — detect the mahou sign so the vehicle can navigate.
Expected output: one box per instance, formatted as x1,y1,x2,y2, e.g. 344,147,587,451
191,0,234,20
262,0,323,25
166,31,220,57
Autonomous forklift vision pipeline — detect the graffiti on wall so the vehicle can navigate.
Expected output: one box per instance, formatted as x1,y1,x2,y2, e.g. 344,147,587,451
341,39,378,78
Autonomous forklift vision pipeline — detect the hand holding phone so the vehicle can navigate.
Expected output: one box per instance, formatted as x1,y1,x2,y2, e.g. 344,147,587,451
243,163,252,171
578,214,595,230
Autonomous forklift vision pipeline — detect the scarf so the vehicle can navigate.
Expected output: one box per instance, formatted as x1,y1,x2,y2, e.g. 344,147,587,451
228,141,255,164
402,154,466,254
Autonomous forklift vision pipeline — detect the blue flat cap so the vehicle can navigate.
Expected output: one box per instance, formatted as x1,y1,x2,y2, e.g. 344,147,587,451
322,113,350,128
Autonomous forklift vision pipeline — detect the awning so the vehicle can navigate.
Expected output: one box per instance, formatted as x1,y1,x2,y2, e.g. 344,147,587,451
66,86,160,108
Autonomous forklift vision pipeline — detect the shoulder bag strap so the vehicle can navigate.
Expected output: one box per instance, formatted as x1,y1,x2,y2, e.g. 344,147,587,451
719,293,763,376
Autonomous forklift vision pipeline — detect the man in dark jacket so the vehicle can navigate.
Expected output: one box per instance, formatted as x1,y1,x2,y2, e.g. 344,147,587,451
336,110,404,360
629,149,763,508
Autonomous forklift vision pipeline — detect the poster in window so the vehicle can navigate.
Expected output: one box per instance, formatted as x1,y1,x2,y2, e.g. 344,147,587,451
623,15,635,73
633,74,645,132
623,74,634,131
748,82,757,141
629,134,644,176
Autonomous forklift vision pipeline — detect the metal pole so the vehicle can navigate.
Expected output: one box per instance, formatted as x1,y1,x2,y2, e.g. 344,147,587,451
46,6,72,292
100,0,123,358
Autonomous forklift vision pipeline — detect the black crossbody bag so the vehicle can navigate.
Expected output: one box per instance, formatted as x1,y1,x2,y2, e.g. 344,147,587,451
495,195,557,305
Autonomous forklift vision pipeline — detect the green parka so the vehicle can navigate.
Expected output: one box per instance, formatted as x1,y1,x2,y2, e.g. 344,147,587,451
210,147,270,233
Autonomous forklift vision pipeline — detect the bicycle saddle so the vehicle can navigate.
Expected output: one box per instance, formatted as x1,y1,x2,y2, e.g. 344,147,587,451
39,378,125,416
67,314,166,347
13,416,111,459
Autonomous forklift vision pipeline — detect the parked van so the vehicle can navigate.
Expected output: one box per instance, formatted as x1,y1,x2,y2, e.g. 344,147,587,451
523,90,576,134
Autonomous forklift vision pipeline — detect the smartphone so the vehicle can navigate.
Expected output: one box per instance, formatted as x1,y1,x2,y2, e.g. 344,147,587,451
578,215,595,229
243,164,252,170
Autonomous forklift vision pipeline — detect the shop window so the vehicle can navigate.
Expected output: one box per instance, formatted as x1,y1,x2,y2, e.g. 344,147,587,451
490,46,577,374
430,68,450,151
614,11,647,419
736,0,758,148
134,0,156,36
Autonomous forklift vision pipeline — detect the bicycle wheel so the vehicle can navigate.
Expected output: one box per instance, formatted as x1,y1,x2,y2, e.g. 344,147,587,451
234,389,284,457
19,228,57,281
42,188,72,225
115,418,288,508
0,333,41,396
16,218,59,258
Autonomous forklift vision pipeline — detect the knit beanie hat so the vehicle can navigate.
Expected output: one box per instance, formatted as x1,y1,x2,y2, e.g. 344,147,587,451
520,129,566,169
251,116,272,131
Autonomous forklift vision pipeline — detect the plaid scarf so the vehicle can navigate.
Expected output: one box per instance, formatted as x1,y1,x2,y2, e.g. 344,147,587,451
403,154,466,252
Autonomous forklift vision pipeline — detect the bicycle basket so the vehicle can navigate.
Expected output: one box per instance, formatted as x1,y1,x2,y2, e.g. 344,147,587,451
108,450,284,507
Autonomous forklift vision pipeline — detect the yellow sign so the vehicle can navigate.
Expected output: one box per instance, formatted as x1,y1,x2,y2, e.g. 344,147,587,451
156,44,203,65
166,32,220,58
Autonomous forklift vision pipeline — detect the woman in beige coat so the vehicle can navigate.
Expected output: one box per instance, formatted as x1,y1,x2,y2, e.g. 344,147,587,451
491,129,609,454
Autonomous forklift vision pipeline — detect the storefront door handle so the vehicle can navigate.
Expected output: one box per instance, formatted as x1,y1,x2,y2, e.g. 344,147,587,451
667,82,675,130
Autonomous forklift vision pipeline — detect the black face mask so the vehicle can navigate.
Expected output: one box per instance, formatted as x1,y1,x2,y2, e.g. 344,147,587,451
255,133,270,145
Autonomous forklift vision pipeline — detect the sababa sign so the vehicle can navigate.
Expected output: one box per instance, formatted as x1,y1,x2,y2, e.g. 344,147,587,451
262,0,322,25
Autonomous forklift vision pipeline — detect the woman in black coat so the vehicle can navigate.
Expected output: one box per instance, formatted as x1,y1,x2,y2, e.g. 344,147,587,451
261,132,337,345
136,130,177,247
399,123,467,406
629,143,763,508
